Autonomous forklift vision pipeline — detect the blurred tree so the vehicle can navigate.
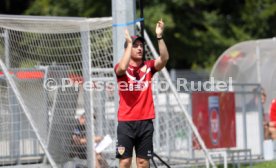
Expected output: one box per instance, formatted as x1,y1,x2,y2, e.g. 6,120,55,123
1,0,275,70
0,0,32,14
142,0,276,70
24,0,111,17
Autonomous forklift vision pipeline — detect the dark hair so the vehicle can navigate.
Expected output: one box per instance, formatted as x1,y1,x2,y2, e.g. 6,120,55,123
124,35,145,48
253,87,266,97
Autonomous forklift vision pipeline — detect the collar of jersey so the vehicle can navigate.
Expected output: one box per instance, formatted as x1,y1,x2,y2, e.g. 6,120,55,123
129,62,144,70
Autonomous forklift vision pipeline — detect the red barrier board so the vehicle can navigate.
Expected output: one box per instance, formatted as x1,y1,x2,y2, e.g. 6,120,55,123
192,92,236,149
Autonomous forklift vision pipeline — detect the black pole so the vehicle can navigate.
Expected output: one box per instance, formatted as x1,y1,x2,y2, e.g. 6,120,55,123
153,153,171,168
151,157,158,168
138,0,146,61
139,0,144,38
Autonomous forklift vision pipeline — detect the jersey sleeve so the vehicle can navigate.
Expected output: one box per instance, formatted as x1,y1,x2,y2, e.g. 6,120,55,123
146,60,157,75
114,63,123,77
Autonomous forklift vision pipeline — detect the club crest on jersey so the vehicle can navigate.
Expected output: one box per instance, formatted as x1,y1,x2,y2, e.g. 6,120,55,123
118,146,125,155
140,65,147,72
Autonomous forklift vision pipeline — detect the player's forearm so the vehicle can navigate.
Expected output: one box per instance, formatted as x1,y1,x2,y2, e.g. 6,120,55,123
116,29,132,76
154,19,169,70
158,38,169,63
116,43,132,75
119,44,132,71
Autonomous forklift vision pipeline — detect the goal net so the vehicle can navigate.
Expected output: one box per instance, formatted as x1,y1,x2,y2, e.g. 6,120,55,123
0,15,214,167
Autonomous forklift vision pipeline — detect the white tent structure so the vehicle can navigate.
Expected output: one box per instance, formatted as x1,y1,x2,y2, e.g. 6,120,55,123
211,37,276,110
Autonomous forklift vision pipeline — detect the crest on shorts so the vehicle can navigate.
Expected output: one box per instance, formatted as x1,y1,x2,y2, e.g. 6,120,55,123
118,146,125,155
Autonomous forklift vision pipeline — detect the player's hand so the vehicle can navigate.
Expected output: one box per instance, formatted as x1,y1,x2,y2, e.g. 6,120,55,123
125,29,132,45
95,136,103,143
156,18,164,38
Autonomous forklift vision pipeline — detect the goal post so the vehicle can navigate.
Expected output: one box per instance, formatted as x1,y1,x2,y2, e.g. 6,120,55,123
0,15,113,168
0,14,215,167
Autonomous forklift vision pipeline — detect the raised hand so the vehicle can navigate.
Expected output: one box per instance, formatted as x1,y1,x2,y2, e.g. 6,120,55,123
125,29,132,45
156,18,164,38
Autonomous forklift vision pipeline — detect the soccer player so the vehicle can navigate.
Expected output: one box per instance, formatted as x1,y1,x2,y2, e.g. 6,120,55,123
114,19,169,168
